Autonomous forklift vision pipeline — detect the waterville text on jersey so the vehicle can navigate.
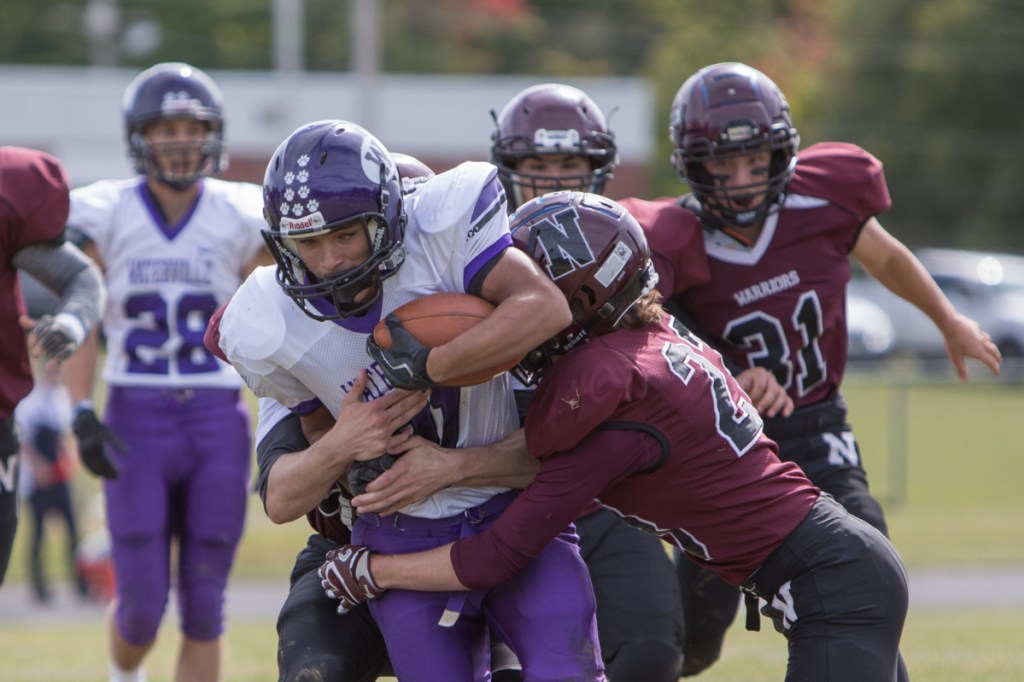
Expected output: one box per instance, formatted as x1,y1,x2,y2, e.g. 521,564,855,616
128,257,215,285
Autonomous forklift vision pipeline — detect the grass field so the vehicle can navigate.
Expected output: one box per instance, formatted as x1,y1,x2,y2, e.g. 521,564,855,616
2,369,1023,680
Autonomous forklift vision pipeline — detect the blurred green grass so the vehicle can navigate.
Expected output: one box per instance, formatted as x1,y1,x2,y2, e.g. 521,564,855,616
3,370,1023,680
0,607,1020,681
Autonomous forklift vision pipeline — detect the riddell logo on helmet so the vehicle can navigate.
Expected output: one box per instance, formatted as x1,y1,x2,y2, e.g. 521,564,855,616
281,212,326,235
161,91,200,114
724,123,757,142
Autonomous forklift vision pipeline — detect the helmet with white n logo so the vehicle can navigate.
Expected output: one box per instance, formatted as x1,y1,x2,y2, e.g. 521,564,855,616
509,191,656,382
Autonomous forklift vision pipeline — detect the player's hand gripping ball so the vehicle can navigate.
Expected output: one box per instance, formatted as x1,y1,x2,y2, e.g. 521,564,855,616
367,293,523,388
318,545,384,614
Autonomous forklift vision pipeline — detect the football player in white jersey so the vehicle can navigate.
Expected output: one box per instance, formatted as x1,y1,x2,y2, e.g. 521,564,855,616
62,63,271,682
213,119,605,681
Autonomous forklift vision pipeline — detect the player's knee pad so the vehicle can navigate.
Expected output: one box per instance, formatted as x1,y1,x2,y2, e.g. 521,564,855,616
115,591,167,645
176,536,238,639
178,580,227,641
606,638,683,682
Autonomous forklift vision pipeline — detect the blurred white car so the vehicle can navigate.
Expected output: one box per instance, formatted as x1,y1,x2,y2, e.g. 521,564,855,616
848,248,1024,378
846,292,894,363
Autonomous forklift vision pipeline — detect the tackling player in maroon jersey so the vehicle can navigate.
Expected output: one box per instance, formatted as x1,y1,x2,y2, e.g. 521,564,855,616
622,62,999,679
319,191,910,682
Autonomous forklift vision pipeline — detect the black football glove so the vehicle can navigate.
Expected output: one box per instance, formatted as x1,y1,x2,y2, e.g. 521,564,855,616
366,314,433,390
72,405,127,480
346,453,401,496
33,313,85,361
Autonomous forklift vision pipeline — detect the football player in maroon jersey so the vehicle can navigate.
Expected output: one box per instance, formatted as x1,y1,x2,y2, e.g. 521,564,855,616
0,146,104,586
320,191,911,682
490,83,685,682
621,61,1000,678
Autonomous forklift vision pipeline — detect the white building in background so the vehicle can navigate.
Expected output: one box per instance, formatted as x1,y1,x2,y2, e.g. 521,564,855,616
0,65,654,196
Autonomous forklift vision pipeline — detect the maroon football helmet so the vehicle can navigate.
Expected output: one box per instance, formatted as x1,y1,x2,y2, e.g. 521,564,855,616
390,152,434,180
492,84,618,209
509,191,657,383
669,62,799,227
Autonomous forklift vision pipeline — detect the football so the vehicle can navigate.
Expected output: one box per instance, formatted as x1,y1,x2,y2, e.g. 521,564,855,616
373,292,522,387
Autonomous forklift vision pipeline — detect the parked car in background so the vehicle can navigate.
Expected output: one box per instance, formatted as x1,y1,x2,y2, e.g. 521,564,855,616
847,248,1024,379
846,290,895,365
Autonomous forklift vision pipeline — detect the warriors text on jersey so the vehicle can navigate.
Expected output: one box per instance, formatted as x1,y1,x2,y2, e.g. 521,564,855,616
451,315,819,590
218,162,519,519
0,147,70,418
623,143,891,408
69,177,266,389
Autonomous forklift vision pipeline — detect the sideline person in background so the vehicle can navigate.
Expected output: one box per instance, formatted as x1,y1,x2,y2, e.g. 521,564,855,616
62,62,270,682
322,191,912,682
212,119,603,681
0,145,104,588
16,361,90,604
487,82,685,682
621,61,999,677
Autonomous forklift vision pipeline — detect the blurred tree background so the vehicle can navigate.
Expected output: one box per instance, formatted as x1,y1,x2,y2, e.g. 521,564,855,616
1,0,1021,251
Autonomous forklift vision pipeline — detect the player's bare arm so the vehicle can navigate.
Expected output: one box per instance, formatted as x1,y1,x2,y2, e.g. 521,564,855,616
423,247,571,384
263,370,428,523
853,218,1001,379
352,428,539,515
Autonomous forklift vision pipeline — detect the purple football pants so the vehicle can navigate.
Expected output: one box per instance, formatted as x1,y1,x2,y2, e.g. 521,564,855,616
104,386,251,645
353,491,606,682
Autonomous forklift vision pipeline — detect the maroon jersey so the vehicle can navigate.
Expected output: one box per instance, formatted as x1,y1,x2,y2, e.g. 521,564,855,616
451,316,819,589
645,143,890,408
0,147,70,419
619,195,710,299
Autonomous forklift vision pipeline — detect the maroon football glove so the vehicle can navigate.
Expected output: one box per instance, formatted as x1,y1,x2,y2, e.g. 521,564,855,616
318,544,384,614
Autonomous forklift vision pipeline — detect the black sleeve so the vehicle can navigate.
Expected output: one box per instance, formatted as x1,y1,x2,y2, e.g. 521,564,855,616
255,412,310,513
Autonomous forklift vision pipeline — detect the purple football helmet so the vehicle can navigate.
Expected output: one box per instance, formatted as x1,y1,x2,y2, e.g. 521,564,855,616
122,62,227,190
263,120,406,321
669,62,799,227
492,84,618,209
509,191,656,383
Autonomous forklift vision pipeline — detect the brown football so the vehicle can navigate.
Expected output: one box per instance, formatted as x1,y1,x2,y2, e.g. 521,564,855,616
373,292,522,387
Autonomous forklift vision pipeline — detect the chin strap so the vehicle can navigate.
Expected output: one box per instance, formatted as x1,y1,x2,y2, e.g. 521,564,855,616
678,194,765,248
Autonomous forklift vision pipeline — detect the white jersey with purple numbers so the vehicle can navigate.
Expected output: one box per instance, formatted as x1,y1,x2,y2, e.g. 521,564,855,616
69,177,265,389
220,161,518,519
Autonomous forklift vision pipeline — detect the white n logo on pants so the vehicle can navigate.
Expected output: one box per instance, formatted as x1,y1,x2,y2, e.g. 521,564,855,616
823,431,860,467
0,455,17,493
769,581,799,633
